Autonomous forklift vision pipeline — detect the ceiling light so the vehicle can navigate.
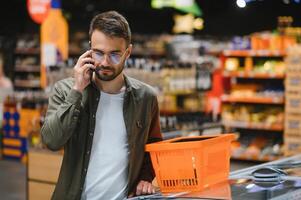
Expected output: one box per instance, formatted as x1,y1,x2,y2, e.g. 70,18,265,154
236,0,247,8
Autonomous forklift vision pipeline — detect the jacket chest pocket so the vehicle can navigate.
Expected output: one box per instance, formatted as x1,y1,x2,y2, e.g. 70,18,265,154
132,118,151,145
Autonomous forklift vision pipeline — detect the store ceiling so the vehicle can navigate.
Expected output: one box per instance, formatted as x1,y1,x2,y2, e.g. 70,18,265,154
1,0,301,37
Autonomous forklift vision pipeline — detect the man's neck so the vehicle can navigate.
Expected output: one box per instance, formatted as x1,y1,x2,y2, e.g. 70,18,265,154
94,74,125,94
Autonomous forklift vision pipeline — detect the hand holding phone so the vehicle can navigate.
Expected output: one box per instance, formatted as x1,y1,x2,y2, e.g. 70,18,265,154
73,50,95,93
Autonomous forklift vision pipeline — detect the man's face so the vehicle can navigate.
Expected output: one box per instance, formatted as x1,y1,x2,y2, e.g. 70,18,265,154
90,30,130,81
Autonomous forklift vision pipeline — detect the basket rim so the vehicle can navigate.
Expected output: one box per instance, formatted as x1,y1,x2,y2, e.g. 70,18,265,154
145,133,235,152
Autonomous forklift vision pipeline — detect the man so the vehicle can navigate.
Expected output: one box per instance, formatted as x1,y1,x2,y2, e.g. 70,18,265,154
41,11,162,200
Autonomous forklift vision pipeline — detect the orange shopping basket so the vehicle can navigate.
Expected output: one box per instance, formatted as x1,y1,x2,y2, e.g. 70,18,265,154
145,134,235,193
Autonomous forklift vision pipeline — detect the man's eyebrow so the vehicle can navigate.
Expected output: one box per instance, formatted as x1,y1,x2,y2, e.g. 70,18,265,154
91,48,121,53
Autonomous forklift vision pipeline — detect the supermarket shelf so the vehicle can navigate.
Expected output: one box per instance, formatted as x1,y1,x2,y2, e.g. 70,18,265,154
14,80,41,88
162,90,196,96
15,48,40,55
221,95,284,104
223,121,284,131
160,109,203,115
223,49,286,57
162,123,223,140
223,71,285,79
15,65,40,73
231,155,281,162
68,49,167,57
69,50,85,56
131,50,166,57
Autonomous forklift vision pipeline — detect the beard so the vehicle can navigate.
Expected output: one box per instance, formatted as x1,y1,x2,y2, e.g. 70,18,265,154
94,64,124,81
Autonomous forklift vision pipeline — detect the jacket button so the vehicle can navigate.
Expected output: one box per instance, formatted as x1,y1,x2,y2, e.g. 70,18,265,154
84,168,87,172
87,151,90,155
92,114,95,118
89,132,93,136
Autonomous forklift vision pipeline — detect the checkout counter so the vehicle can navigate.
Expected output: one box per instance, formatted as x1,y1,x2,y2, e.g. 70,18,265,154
28,148,301,200
128,154,301,200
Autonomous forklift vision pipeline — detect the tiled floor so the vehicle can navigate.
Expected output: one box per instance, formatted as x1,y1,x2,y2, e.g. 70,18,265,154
0,159,255,200
0,160,26,200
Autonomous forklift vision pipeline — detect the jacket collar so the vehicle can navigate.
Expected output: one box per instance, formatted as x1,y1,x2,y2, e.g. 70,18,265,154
124,74,139,103
89,74,140,103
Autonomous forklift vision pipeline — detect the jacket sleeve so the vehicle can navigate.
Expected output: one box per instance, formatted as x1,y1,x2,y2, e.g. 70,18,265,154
41,82,82,151
138,95,162,182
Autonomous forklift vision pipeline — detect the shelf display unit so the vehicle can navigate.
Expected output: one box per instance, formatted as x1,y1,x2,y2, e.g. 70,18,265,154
221,48,286,162
13,35,41,90
284,45,301,156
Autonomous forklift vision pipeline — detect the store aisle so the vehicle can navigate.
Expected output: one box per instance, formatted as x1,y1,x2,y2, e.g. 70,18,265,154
0,160,26,200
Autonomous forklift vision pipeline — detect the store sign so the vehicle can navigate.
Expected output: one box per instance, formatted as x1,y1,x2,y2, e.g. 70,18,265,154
27,0,51,24
151,0,202,16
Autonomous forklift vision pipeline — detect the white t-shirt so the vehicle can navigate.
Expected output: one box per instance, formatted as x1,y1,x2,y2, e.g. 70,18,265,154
81,90,129,200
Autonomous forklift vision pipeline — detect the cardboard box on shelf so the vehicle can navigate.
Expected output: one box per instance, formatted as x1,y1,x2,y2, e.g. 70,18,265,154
285,113,301,136
285,76,301,92
285,92,301,114
284,136,301,156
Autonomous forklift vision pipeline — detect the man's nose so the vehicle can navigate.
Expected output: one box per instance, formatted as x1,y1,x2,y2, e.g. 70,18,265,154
100,54,111,66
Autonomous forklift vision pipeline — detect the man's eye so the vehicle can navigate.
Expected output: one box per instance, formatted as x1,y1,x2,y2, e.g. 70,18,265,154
96,52,104,56
111,53,120,57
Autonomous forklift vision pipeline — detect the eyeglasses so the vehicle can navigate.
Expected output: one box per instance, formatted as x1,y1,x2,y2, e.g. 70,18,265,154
91,48,128,65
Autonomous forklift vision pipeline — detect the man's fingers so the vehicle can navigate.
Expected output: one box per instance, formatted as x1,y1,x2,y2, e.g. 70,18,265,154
136,181,144,196
142,182,148,194
147,184,153,194
79,57,95,66
128,192,134,198
79,50,92,60
135,181,156,196
83,63,95,71
74,51,93,69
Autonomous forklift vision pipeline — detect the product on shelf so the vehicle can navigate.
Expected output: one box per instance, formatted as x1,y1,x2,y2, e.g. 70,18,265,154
1,91,49,161
222,104,284,128
221,34,288,161
224,57,285,75
231,134,283,161
13,35,41,90
230,32,297,52
15,34,39,50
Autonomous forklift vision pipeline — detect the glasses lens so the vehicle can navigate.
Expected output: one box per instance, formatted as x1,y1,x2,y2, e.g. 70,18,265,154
92,51,104,62
109,53,121,65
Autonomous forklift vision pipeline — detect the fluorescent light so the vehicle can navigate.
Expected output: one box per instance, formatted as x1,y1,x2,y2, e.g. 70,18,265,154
236,0,247,8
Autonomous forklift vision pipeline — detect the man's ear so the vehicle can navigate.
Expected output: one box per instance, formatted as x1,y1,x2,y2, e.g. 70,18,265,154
126,44,133,59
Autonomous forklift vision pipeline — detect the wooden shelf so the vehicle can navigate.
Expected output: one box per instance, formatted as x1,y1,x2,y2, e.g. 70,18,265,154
15,48,40,55
160,109,203,115
131,50,166,57
223,49,286,57
162,90,196,96
221,95,284,104
223,121,284,131
223,71,285,79
14,80,41,88
15,65,40,73
231,155,281,162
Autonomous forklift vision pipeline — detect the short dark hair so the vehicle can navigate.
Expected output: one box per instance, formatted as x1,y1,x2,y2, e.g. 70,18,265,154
89,11,131,46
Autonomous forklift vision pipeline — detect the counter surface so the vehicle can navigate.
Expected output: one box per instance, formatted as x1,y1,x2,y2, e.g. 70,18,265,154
128,154,301,200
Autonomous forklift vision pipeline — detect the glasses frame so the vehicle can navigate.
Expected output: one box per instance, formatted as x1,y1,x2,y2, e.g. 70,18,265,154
90,47,129,66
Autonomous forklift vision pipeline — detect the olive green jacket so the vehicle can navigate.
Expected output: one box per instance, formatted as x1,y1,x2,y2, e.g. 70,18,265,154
41,75,162,200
